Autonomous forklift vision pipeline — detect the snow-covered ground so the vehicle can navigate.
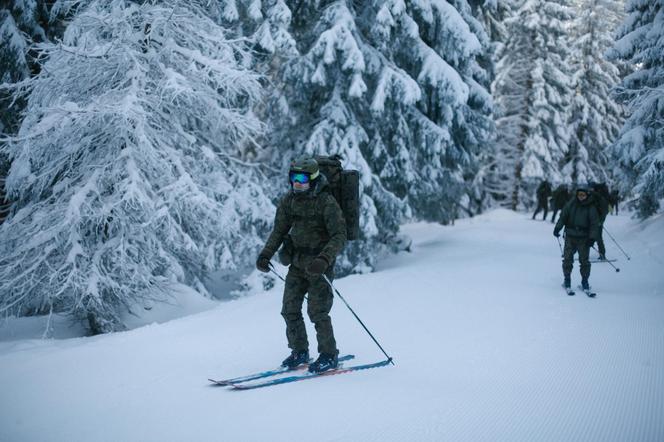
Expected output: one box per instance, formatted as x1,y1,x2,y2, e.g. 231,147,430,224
1,209,662,442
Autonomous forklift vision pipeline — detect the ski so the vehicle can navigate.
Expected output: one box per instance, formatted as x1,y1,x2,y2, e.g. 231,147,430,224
562,283,575,296
578,285,597,298
209,354,356,386
229,358,392,390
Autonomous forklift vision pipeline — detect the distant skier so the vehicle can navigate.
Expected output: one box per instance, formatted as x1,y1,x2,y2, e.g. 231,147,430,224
532,180,552,220
609,188,620,215
591,182,610,260
256,157,347,373
550,184,570,223
553,185,600,292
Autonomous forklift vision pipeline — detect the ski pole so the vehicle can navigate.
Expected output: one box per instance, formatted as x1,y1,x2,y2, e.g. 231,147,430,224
269,263,285,282
269,263,308,300
556,236,563,257
603,226,631,261
269,264,394,365
322,275,395,365
591,245,620,272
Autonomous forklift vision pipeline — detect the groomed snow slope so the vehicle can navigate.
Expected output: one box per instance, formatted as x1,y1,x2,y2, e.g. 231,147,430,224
1,209,662,442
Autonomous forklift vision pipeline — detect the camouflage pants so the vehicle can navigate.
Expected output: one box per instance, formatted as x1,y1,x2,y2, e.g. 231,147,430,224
563,236,591,281
281,266,337,355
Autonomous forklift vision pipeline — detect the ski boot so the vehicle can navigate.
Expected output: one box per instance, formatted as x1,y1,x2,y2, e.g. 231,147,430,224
581,279,590,291
281,350,309,369
308,352,339,373
564,276,571,290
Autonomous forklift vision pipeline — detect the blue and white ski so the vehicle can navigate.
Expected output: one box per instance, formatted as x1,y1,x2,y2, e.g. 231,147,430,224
209,354,355,386
229,358,393,390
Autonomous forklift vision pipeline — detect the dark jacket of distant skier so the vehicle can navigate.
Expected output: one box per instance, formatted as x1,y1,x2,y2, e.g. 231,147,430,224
554,191,601,240
255,157,346,373
592,183,610,224
590,182,610,259
609,189,620,215
550,184,570,223
553,186,600,285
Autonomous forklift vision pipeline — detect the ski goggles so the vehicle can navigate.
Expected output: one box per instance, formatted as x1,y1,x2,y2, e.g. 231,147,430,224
289,172,311,184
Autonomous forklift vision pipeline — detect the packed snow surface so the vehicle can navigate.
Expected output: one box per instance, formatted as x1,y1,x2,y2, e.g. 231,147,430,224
1,209,662,442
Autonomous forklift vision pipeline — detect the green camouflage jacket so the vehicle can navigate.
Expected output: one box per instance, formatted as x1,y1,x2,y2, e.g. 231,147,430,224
554,197,600,240
260,175,346,270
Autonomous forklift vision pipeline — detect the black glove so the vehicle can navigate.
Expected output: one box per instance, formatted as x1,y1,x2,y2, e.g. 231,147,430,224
553,230,560,238
588,239,596,248
256,254,271,273
306,256,329,276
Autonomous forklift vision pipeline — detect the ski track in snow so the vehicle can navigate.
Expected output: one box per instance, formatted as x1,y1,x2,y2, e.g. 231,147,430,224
0,209,662,442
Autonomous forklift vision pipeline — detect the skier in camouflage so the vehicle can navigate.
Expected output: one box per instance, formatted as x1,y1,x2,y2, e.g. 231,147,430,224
553,185,600,291
256,158,347,373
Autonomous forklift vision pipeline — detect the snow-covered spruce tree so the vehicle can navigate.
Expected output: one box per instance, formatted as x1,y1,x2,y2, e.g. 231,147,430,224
360,0,493,222
608,0,664,218
0,0,272,333
210,0,297,165
0,6,31,85
425,0,496,217
211,0,296,57
1,1,76,227
472,0,518,205
469,0,515,80
0,0,65,134
0,1,48,81
563,0,624,185
263,1,406,273
1,1,53,225
0,2,37,142
263,0,493,272
473,0,515,47
492,0,574,209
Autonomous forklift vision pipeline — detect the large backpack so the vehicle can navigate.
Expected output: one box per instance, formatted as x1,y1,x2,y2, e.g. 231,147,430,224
315,155,360,240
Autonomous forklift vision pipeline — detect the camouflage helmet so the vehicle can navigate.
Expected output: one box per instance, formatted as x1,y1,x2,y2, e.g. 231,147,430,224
289,157,320,180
